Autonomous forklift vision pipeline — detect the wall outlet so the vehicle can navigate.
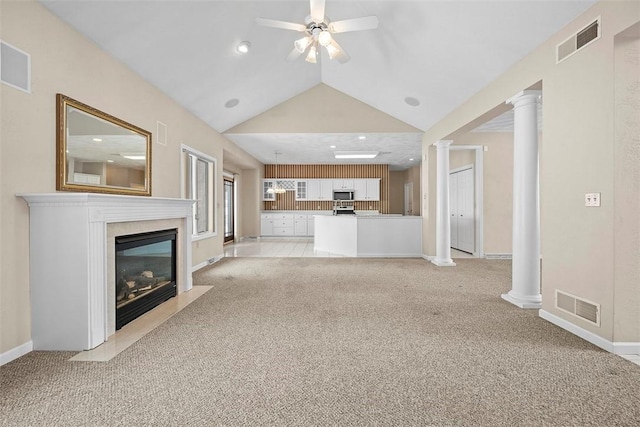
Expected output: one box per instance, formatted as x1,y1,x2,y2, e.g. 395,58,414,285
585,192,601,207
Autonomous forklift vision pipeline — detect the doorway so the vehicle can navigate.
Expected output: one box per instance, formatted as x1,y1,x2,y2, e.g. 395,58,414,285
404,182,413,215
450,166,475,253
223,177,234,243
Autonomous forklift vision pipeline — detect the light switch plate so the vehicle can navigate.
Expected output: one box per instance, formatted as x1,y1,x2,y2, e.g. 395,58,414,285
585,192,601,207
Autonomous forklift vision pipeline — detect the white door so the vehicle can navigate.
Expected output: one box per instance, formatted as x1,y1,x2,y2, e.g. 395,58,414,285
450,168,474,253
404,182,413,215
450,173,459,248
457,168,475,253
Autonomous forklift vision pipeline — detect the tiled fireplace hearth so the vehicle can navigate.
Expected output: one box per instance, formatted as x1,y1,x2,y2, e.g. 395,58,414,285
19,193,194,351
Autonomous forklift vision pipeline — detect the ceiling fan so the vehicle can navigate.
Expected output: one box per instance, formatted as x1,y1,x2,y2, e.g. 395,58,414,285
256,0,379,64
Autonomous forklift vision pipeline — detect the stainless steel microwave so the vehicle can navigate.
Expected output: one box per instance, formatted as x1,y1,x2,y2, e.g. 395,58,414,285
333,190,355,201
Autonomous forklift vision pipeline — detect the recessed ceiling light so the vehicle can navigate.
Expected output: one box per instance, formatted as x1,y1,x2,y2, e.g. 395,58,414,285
404,97,420,107
409,158,414,161
236,41,251,54
330,145,336,148
358,135,366,140
107,159,114,163
225,98,240,108
92,138,102,142
334,151,378,159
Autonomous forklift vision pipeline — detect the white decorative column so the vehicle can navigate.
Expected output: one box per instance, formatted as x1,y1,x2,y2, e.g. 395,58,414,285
432,140,456,267
502,90,542,308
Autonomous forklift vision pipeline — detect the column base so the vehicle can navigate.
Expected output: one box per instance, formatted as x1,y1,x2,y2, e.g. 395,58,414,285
431,258,456,267
501,291,542,309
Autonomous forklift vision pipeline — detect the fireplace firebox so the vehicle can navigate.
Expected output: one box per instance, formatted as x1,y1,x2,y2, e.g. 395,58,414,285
115,229,177,329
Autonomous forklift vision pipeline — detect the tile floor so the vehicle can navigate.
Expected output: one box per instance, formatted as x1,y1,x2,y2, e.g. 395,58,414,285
224,237,478,259
224,237,342,258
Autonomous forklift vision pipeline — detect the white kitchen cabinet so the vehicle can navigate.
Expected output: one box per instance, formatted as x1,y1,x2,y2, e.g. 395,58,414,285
260,213,274,235
294,214,308,235
308,216,315,235
296,180,307,200
271,213,294,235
307,179,333,201
333,179,355,190
366,179,380,201
262,180,275,201
354,179,380,201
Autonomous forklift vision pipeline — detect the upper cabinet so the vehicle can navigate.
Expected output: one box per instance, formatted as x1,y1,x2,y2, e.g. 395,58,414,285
333,179,355,190
296,180,307,200
262,180,275,201
354,179,380,201
262,178,380,202
307,179,333,200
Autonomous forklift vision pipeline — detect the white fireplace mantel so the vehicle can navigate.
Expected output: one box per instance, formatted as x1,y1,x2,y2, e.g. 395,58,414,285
19,193,195,351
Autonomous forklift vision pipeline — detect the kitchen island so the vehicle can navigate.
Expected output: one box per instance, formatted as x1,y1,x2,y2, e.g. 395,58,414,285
314,215,422,257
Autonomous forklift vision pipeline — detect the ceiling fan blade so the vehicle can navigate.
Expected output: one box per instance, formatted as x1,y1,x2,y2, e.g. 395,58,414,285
329,16,379,33
255,17,306,32
286,46,305,62
310,0,326,22
327,39,350,64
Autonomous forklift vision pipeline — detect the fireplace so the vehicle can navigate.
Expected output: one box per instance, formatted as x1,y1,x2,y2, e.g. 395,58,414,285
115,228,177,329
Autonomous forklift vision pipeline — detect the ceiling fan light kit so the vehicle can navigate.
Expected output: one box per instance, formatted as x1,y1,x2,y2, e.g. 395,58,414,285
256,0,378,64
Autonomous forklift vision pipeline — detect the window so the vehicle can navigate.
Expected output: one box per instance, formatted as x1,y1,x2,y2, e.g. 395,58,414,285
182,145,216,238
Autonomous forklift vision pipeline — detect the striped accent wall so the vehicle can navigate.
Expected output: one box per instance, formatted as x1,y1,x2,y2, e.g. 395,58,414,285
264,164,390,213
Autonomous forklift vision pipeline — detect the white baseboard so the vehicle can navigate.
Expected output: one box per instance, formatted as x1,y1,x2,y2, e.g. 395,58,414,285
1,341,33,366
485,253,513,259
192,254,225,272
539,309,640,355
422,255,435,261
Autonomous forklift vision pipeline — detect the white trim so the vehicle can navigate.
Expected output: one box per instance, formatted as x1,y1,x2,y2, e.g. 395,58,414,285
539,309,640,355
192,260,209,272
192,253,225,272
192,231,216,242
612,342,640,355
485,253,513,259
181,144,218,238
449,145,484,258
0,341,33,366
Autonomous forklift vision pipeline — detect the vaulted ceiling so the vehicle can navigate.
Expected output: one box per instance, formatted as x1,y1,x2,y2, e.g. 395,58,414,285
40,0,597,169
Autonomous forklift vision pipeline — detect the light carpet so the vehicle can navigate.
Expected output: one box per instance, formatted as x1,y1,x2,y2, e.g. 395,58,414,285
1,257,639,426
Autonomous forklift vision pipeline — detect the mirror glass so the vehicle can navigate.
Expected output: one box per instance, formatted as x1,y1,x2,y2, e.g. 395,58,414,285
57,94,152,196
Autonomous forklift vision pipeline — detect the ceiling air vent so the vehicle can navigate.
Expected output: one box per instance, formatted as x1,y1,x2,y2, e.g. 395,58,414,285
555,290,600,326
557,18,600,63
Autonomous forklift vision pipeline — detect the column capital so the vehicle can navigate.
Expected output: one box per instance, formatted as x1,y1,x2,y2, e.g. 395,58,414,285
506,90,542,107
433,140,453,148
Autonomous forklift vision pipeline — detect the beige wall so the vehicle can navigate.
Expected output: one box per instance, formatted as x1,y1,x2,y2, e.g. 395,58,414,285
383,166,421,215
389,171,404,214
451,133,515,254
0,1,260,355
404,165,421,216
422,1,640,344
613,25,640,343
228,83,420,134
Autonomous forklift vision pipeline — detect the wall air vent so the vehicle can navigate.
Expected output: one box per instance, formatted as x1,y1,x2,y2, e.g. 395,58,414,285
1,40,31,93
555,290,600,326
556,18,601,63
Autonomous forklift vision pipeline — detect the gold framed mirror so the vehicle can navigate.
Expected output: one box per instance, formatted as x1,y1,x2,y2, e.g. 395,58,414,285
56,94,152,196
